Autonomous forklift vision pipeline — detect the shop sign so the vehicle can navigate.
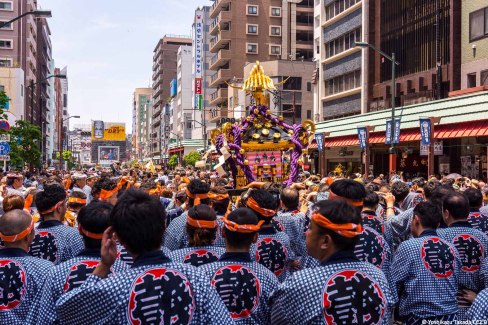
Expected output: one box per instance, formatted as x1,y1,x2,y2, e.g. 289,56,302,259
419,118,432,145
385,119,400,144
357,127,368,150
315,133,324,152
420,141,443,156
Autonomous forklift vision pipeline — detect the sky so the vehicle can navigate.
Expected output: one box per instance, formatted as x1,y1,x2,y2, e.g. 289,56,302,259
41,0,210,132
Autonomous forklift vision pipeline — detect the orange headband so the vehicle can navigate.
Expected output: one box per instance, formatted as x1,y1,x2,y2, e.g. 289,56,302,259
246,197,276,218
208,193,229,201
65,179,72,191
40,200,65,215
185,188,209,205
0,219,35,242
24,194,33,210
100,188,118,201
329,189,364,207
222,215,264,233
311,212,363,238
186,215,217,229
148,184,163,196
78,225,103,240
68,197,87,205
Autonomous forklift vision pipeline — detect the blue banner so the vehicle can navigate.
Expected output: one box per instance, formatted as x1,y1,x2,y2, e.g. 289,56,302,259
419,118,431,145
357,127,368,150
385,119,401,144
315,133,324,152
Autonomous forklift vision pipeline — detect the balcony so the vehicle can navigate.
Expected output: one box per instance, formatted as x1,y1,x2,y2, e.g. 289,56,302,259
207,106,229,123
210,30,231,53
210,0,231,18
209,68,231,88
209,49,231,70
209,87,228,106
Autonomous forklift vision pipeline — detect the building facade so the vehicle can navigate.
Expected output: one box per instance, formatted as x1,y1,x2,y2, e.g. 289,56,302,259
0,67,24,124
69,124,92,167
132,88,152,160
54,66,68,167
151,35,192,157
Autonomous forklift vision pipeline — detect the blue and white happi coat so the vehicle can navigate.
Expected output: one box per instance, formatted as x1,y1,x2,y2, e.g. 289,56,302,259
200,252,279,325
391,230,460,320
250,226,294,282
29,220,84,265
361,210,384,234
163,212,191,251
117,244,171,267
276,209,307,259
0,248,53,324
168,245,226,267
384,207,415,252
467,209,488,236
27,248,128,324
270,251,394,325
55,250,234,325
467,288,488,321
481,257,488,289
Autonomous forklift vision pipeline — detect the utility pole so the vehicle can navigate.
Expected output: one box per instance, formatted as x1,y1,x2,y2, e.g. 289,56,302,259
435,0,442,100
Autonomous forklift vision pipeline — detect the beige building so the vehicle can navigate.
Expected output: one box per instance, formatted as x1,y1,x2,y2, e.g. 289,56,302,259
0,67,24,124
132,88,152,159
208,0,314,124
461,2,488,89
151,35,192,156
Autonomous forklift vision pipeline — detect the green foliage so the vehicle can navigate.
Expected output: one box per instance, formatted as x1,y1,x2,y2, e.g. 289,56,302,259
168,155,178,168
9,120,42,168
0,91,9,113
183,151,201,167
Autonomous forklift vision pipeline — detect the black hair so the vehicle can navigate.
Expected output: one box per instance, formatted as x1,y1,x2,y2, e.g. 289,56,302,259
391,182,409,203
329,179,366,202
424,180,441,200
413,201,442,229
187,179,210,207
35,184,66,216
443,192,470,220
430,184,455,208
412,177,426,188
363,190,379,209
365,182,380,192
209,186,230,216
92,177,117,199
223,208,259,248
111,189,166,255
186,205,217,247
280,188,299,210
313,200,360,251
77,202,113,249
247,189,276,224
464,188,483,208
68,190,87,210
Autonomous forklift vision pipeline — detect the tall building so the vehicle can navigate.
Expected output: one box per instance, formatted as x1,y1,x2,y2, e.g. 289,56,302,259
54,66,68,167
69,124,92,166
151,35,192,157
0,67,24,124
0,0,39,119
461,2,488,89
313,0,364,121
208,0,314,123
132,88,152,160
45,58,55,165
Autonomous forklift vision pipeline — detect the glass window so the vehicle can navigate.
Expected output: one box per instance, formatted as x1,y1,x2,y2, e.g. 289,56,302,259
271,26,281,36
470,9,485,41
0,59,11,67
270,45,281,55
481,70,488,86
0,21,11,29
0,2,12,10
467,73,477,88
0,40,11,48
247,43,258,53
247,25,258,34
248,5,258,15
271,7,281,17
485,8,488,34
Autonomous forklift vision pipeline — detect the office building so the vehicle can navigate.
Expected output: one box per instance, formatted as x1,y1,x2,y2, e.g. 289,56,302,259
132,88,152,160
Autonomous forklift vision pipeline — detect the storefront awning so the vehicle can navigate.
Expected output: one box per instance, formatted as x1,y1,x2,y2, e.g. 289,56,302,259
168,147,184,153
324,119,488,147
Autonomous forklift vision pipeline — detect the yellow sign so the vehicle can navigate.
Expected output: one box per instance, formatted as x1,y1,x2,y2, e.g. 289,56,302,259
92,121,126,141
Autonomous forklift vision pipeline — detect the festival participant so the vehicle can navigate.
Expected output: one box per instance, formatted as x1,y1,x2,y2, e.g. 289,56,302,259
6,173,25,197
0,210,53,323
29,184,84,264
401,177,426,210
164,179,211,250
85,173,98,204
465,188,488,235
391,201,460,324
64,190,87,227
391,181,409,213
209,186,231,219
200,208,279,324
165,190,187,226
361,190,384,234
270,200,394,324
72,172,91,199
245,189,293,282
27,201,127,324
466,288,488,320
91,177,118,205
437,192,488,318
55,189,233,324
168,205,225,266
328,179,366,213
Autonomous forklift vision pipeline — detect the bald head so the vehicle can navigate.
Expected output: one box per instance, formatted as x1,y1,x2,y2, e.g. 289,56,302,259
281,188,299,210
0,209,32,236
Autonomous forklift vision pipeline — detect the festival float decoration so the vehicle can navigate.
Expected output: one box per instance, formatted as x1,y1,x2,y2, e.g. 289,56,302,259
211,61,315,188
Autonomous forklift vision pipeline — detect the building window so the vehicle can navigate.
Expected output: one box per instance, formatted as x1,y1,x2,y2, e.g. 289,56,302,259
325,0,360,21
270,45,281,55
0,39,12,49
270,26,281,36
325,28,361,58
0,21,12,30
467,73,477,88
0,1,12,11
271,7,281,17
325,70,361,96
247,5,258,15
0,58,12,67
246,43,258,54
283,77,302,90
470,7,488,41
247,24,258,34
481,70,488,86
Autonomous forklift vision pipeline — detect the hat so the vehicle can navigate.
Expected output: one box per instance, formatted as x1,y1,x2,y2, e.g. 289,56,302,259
72,172,87,180
6,173,22,179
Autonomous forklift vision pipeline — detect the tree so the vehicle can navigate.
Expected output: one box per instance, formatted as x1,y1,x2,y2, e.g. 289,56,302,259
168,155,178,168
56,150,77,170
183,151,201,167
9,120,42,168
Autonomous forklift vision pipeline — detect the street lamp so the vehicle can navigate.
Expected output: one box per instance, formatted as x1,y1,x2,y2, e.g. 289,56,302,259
355,41,400,173
59,115,80,170
28,74,67,124
0,10,52,29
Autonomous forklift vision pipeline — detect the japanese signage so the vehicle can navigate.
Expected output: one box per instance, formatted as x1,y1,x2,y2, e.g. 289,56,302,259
194,11,204,78
315,133,324,152
98,146,119,164
419,118,432,145
385,119,401,144
420,141,443,156
92,121,126,141
357,127,368,150
195,78,202,95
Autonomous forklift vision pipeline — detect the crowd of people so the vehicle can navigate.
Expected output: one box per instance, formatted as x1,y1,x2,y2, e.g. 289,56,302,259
0,164,487,324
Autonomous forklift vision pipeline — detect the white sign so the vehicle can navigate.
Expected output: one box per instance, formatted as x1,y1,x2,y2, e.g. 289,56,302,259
193,10,204,79
0,155,10,161
420,141,443,156
0,134,10,142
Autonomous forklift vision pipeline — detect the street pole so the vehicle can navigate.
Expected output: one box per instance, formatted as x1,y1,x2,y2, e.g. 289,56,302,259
389,53,397,174
435,0,442,100
30,80,34,123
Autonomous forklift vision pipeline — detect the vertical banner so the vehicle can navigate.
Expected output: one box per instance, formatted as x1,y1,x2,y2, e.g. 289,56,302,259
315,133,324,152
419,118,432,145
198,95,203,111
385,119,401,144
357,127,368,150
193,10,204,111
